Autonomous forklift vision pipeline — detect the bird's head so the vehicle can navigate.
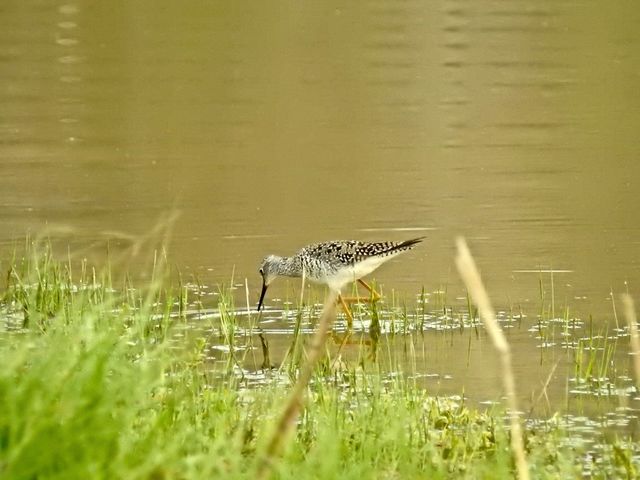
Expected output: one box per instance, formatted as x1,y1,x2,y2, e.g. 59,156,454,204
257,255,282,311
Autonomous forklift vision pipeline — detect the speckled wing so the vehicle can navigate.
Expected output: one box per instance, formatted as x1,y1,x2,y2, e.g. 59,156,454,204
302,237,424,267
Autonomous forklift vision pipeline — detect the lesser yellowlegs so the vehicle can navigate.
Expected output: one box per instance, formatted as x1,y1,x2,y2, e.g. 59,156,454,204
257,237,424,324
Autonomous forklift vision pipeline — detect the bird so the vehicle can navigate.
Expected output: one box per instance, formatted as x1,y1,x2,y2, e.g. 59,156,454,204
257,237,424,325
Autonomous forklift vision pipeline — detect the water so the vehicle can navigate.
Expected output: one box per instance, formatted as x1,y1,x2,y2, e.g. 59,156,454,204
2,1,640,417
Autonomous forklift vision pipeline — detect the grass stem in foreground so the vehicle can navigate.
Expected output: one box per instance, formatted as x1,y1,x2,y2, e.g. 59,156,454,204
455,237,530,480
257,291,337,479
622,294,640,387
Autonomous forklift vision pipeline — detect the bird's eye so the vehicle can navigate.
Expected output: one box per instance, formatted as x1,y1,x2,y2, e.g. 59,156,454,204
259,268,264,275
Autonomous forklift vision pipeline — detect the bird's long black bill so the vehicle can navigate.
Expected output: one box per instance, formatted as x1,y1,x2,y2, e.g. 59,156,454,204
257,282,268,311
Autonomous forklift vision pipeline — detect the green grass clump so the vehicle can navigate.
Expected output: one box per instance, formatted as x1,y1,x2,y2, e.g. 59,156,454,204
0,245,627,479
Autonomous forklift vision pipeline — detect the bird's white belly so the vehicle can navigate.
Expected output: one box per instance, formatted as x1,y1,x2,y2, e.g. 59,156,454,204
309,254,396,292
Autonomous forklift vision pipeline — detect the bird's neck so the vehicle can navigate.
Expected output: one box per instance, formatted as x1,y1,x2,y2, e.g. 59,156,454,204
275,256,302,278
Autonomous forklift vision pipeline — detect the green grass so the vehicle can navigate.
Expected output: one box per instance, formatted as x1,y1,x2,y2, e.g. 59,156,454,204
0,244,636,479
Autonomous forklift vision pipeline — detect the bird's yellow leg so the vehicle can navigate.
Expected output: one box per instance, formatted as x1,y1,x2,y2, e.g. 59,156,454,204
336,294,354,328
341,279,382,304
357,279,381,302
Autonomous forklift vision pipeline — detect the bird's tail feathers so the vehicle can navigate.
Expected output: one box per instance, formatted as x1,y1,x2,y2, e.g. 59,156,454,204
390,236,425,253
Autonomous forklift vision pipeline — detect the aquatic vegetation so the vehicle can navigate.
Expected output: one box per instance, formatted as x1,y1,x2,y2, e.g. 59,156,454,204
0,243,639,479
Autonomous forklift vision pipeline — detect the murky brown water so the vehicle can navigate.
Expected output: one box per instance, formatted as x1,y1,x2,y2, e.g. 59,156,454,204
2,1,640,417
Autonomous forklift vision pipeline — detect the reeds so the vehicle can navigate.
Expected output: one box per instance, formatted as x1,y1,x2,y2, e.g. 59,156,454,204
1,239,639,478
257,291,337,479
455,237,530,480
622,294,640,386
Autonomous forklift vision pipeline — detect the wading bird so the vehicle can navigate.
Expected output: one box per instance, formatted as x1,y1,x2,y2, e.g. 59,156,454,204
257,237,424,325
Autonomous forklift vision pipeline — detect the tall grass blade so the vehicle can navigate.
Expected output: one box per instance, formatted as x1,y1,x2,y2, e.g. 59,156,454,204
455,237,530,480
